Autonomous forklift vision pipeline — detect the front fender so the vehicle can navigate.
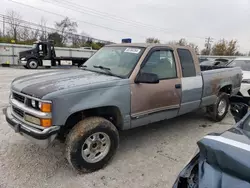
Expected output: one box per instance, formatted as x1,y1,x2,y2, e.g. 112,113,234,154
43,81,131,130
25,54,38,61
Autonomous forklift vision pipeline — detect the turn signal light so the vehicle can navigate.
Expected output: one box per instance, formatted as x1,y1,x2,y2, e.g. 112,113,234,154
41,119,52,127
41,103,52,112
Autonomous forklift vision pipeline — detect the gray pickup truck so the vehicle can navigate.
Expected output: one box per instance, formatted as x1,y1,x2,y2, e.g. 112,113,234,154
5,43,242,172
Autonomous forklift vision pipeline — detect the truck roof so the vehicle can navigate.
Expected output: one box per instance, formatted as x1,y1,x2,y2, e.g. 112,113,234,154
107,43,192,50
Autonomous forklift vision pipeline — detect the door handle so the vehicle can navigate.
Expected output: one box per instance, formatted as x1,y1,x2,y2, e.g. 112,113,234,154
175,84,181,89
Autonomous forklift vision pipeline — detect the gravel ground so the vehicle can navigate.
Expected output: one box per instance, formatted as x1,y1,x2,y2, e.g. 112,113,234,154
0,67,234,188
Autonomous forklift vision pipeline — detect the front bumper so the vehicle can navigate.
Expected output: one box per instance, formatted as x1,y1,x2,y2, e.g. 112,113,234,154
18,59,27,66
5,106,60,148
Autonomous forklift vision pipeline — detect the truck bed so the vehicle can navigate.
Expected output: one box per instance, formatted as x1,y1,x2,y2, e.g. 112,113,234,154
200,66,242,106
54,56,88,61
200,65,231,71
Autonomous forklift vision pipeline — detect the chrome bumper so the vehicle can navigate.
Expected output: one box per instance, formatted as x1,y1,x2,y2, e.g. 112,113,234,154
5,106,60,148
18,59,27,65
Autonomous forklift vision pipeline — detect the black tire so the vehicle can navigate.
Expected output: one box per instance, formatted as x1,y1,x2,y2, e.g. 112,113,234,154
27,59,39,69
65,117,119,173
23,65,28,69
207,92,229,122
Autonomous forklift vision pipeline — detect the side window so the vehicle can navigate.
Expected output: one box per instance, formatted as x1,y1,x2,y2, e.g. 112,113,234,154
141,50,177,79
38,44,42,51
177,49,196,77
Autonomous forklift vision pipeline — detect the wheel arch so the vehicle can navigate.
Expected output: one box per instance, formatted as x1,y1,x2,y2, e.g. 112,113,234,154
59,106,123,139
219,84,232,95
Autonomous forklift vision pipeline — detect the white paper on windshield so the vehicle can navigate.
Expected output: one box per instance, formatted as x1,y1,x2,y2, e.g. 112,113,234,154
124,48,141,54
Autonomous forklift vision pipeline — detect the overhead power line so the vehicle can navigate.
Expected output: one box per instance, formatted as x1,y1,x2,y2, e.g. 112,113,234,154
7,0,149,39
42,0,208,40
43,0,177,33
46,0,170,31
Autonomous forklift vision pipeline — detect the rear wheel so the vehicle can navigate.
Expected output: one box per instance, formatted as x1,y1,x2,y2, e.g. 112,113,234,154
65,117,119,173
27,59,38,69
207,92,229,122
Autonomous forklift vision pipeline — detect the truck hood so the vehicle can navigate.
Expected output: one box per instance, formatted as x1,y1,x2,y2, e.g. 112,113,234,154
19,49,34,59
11,70,122,98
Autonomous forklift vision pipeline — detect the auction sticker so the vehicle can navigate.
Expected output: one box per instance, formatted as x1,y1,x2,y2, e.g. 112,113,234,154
124,48,141,54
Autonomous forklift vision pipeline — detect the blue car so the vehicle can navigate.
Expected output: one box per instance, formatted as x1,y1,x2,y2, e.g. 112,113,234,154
173,95,250,188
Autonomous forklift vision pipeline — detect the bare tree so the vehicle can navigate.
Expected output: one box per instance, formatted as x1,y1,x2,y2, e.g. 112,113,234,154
55,17,78,44
188,43,199,54
178,38,188,46
167,38,187,46
146,37,160,43
201,49,210,55
167,38,199,54
6,10,22,41
39,17,47,41
71,34,81,47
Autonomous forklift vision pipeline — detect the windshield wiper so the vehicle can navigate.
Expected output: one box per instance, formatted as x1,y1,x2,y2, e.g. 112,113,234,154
93,65,111,70
92,65,123,78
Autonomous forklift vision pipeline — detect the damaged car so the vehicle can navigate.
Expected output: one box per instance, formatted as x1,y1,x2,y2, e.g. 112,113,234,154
173,95,250,188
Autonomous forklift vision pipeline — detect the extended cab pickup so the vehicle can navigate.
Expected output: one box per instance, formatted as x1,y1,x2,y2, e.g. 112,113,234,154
5,43,242,172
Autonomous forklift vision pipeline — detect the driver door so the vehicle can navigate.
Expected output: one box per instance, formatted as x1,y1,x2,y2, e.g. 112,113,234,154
131,48,181,128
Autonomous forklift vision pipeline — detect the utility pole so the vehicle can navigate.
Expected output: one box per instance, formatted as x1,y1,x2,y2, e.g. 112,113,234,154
2,15,5,36
205,37,213,55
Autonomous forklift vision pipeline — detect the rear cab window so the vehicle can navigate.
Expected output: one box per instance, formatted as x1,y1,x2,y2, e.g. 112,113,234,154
177,49,196,77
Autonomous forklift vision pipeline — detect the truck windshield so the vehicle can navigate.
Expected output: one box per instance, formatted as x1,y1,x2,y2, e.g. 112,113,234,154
227,60,250,71
83,46,145,78
32,43,37,49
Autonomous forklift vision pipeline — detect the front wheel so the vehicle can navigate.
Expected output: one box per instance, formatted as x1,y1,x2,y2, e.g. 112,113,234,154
65,117,119,173
27,59,39,69
207,92,229,122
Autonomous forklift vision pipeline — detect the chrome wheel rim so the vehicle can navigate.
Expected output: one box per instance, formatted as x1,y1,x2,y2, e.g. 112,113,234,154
218,99,227,116
81,132,111,163
29,61,37,68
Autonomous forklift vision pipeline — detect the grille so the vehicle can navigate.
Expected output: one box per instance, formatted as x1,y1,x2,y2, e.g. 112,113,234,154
13,93,25,103
12,106,24,118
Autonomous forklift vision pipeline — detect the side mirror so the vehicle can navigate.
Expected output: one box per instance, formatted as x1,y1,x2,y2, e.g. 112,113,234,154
135,72,159,84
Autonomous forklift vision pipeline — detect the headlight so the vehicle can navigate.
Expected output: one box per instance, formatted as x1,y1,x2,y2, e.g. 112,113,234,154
21,57,26,61
29,99,52,112
38,101,42,109
31,100,36,108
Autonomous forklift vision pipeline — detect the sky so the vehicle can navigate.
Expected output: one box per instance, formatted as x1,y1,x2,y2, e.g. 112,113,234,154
1,0,250,53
